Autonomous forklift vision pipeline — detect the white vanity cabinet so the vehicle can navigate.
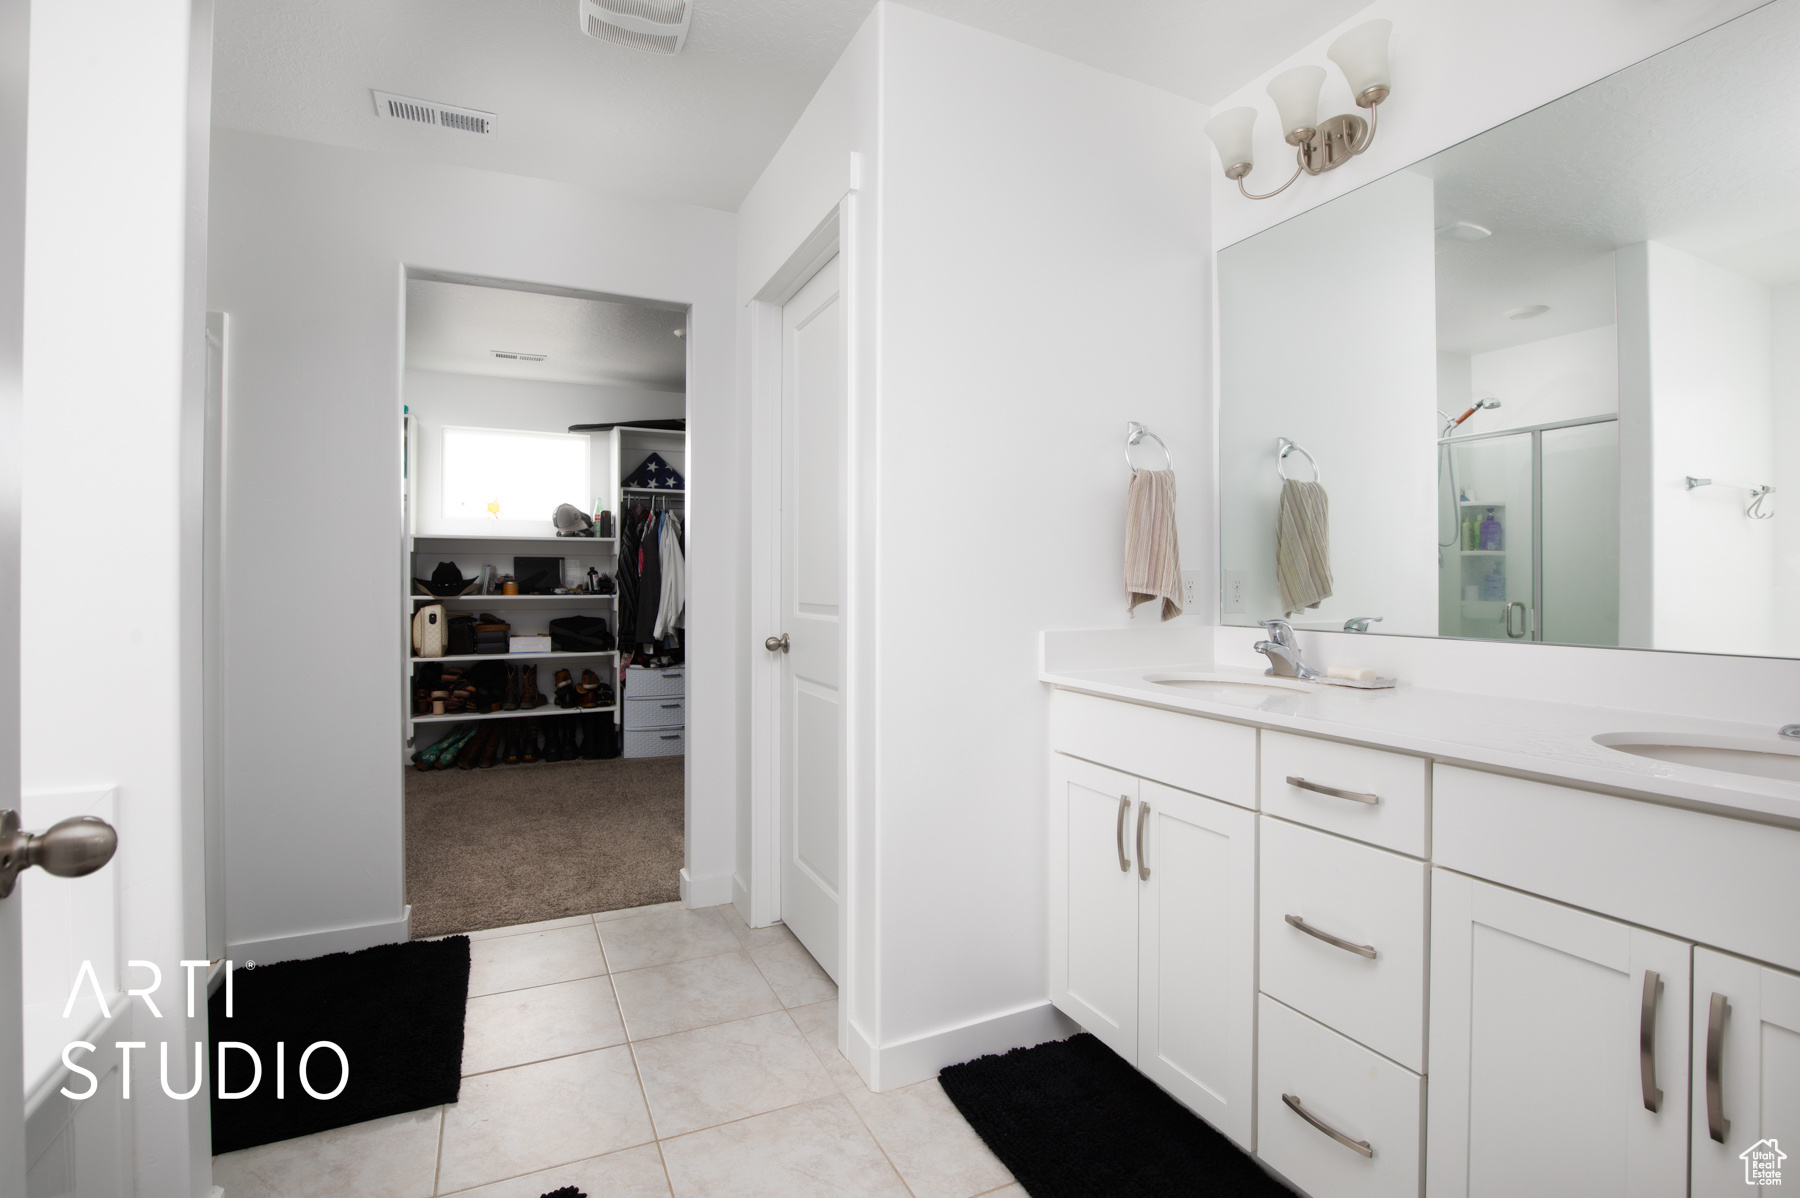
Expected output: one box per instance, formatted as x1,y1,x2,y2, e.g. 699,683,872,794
1048,724,1258,1148
1691,950,1800,1195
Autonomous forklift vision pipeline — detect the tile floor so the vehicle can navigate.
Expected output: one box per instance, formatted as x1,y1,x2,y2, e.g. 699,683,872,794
211,902,1022,1198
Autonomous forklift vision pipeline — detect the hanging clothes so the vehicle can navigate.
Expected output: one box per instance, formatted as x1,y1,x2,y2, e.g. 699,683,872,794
635,509,664,647
655,512,685,639
617,507,643,647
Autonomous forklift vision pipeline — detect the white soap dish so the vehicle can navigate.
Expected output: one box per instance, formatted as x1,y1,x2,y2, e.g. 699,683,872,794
1313,675,1396,690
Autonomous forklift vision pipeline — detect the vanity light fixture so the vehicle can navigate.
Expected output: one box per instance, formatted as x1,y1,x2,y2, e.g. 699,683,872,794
1204,19,1393,201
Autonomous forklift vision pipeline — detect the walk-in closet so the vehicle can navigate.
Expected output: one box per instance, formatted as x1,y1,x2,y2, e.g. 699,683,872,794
400,274,691,935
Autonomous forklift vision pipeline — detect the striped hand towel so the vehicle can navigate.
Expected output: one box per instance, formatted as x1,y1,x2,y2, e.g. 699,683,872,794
1276,478,1333,615
1125,468,1183,621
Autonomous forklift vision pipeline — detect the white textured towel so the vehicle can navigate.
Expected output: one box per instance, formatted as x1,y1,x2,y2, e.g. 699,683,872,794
1125,468,1183,621
1276,478,1333,615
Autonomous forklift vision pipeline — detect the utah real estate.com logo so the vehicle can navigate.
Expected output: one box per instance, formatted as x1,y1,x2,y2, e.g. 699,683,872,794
1743,1139,1786,1187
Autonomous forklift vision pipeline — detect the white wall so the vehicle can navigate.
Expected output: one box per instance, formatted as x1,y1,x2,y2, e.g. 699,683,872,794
405,368,684,537
21,0,214,1193
207,129,740,961
1219,168,1438,635
1774,284,1800,658
1470,323,1617,433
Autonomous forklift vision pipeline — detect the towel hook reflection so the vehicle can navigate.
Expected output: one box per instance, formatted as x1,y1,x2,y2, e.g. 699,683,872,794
1126,422,1173,472
1277,437,1321,483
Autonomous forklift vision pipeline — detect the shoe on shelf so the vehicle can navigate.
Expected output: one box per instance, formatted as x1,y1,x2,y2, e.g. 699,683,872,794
577,669,603,709
559,717,581,761
476,725,500,768
501,722,521,765
521,664,545,709
457,726,489,770
541,717,566,762
553,668,577,709
580,713,605,760
502,665,520,711
520,718,541,763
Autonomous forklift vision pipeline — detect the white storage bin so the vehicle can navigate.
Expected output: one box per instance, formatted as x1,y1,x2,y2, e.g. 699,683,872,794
627,664,686,699
624,695,685,731
624,726,685,758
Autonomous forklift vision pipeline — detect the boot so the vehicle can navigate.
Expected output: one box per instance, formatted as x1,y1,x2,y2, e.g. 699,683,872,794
553,668,577,709
520,664,545,709
496,722,517,765
520,718,540,763
580,714,605,760
541,717,565,762
559,717,581,761
476,725,500,768
577,669,603,708
457,726,491,770
502,665,520,711
433,726,477,769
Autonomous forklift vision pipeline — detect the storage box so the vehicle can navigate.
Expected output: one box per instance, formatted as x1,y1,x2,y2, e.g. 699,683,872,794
509,635,553,654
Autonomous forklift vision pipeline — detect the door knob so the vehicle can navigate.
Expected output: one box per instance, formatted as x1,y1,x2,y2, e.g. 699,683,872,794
0,810,118,898
765,634,790,653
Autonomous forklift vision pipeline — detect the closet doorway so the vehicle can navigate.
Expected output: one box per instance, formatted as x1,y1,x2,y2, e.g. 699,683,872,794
400,272,692,936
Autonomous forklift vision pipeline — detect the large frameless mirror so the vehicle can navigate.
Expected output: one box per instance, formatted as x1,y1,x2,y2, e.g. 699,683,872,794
1217,0,1798,657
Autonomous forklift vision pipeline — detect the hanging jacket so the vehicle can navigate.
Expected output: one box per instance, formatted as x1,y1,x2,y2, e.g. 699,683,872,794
635,510,664,646
655,513,686,639
617,509,642,648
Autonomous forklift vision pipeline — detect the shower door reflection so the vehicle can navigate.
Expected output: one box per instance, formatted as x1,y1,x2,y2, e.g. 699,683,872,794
1437,416,1619,644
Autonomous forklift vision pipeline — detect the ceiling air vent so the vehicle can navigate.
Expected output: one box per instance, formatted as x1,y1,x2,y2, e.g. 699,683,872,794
579,0,692,55
491,351,547,362
371,91,497,136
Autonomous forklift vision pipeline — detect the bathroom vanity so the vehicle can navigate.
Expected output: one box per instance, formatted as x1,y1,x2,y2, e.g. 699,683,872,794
1042,652,1800,1198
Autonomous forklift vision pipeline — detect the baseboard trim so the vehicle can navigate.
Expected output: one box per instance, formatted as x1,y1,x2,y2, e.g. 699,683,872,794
869,1000,1077,1091
227,906,411,967
679,868,733,908
732,874,752,925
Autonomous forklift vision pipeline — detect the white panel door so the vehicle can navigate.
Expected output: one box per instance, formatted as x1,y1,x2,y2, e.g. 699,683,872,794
1136,780,1256,1148
1048,754,1139,1063
1692,948,1800,1195
1,0,25,1186
1427,870,1690,1198
778,255,843,981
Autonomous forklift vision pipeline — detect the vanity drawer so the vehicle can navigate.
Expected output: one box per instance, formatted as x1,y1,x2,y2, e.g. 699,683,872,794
1050,690,1256,809
1257,994,1423,1198
1260,817,1428,1071
1260,730,1429,857
1435,764,1800,973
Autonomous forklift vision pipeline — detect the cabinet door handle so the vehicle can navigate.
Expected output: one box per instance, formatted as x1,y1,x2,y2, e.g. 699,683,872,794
1640,969,1663,1113
1115,796,1131,873
1284,913,1377,959
1136,802,1151,882
1282,1093,1373,1158
1285,776,1379,805
1707,991,1731,1143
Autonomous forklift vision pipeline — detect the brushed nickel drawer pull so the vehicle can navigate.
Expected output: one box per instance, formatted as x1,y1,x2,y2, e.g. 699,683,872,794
1286,776,1379,805
1282,1093,1373,1158
1285,913,1377,959
1640,970,1663,1113
1136,802,1151,882
1115,796,1131,873
1707,992,1731,1143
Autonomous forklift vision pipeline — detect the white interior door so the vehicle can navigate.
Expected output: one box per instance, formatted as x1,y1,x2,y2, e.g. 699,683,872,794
777,255,842,981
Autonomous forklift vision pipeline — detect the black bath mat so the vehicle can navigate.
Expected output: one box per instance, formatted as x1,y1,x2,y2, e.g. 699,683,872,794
209,937,470,1154
939,1033,1298,1197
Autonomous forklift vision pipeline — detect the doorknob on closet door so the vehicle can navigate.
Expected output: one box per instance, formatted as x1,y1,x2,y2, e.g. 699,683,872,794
0,810,118,898
765,634,790,653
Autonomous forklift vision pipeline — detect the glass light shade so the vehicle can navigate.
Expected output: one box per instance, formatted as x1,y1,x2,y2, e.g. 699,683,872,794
1328,19,1393,103
1204,107,1257,173
1266,65,1326,138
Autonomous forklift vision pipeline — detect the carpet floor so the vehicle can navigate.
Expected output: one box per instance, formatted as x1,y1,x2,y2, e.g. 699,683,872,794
939,1033,1299,1197
405,755,683,938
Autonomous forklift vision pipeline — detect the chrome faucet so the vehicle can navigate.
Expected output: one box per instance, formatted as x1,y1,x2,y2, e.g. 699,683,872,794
1782,725,1800,741
1254,619,1322,680
1343,616,1383,633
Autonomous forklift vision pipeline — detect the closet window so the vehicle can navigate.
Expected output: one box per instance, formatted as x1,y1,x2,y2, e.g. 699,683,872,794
440,426,589,522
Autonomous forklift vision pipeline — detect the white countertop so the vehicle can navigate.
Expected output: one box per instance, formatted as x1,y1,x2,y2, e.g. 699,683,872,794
1041,654,1800,826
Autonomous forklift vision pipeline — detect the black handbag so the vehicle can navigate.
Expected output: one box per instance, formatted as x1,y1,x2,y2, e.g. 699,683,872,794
446,613,478,656
549,615,615,652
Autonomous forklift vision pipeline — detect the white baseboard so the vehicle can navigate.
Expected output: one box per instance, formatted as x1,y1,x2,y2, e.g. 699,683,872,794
226,906,411,967
679,868,733,908
867,1000,1077,1091
732,874,752,925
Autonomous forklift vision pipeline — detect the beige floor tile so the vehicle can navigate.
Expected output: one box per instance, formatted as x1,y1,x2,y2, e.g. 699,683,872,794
593,900,682,924
746,936,837,1008
465,915,594,942
720,903,800,951
436,1046,653,1193
598,905,740,972
461,975,626,1075
976,1186,1026,1196
210,1108,441,1198
660,1094,910,1198
467,924,606,997
787,998,867,1094
848,1079,1014,1198
633,1011,836,1137
611,951,783,1040
436,1142,669,1197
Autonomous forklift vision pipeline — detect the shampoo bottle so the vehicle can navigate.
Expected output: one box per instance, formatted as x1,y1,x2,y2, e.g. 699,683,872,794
1481,561,1506,601
1479,507,1504,551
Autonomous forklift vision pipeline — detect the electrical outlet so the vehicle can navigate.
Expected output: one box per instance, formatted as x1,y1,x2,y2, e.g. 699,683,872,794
1224,569,1248,614
1182,571,1201,611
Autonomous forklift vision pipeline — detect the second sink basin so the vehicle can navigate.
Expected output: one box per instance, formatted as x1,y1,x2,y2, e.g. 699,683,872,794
1593,732,1800,784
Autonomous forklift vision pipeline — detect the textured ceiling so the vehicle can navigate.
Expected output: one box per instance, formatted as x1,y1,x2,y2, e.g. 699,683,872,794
406,278,688,389
211,0,1370,212
1427,0,1800,356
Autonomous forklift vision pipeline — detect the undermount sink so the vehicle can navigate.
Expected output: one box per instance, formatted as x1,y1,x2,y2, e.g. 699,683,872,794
1143,671,1312,695
1594,732,1800,784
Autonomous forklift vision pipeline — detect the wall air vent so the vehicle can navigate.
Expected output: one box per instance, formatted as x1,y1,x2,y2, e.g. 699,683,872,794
371,91,497,136
491,351,547,362
579,0,692,55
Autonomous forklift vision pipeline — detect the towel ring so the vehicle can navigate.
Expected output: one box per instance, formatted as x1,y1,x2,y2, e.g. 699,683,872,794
1276,437,1320,483
1126,422,1173,471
